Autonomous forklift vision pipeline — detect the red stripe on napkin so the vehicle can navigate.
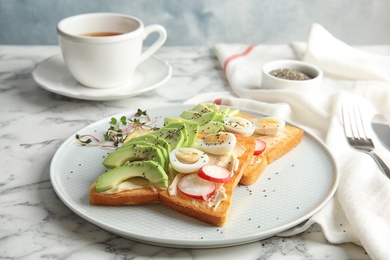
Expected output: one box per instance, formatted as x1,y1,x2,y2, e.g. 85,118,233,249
223,45,256,72
214,98,222,105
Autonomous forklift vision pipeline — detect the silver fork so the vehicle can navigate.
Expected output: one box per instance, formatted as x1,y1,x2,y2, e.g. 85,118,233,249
342,104,390,178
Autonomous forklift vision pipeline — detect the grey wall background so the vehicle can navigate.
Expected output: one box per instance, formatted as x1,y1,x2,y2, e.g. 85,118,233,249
1,0,390,46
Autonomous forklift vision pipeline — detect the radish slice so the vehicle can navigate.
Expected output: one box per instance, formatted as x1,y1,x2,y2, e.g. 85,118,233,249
177,173,216,201
198,165,232,183
254,138,266,155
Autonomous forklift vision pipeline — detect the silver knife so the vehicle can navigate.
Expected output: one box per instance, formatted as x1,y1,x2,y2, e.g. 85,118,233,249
371,114,390,151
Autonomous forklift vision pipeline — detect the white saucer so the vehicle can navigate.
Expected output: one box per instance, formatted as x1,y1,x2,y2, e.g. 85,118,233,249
32,54,172,101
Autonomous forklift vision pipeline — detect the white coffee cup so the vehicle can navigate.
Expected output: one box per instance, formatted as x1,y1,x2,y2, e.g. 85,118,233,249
57,13,167,89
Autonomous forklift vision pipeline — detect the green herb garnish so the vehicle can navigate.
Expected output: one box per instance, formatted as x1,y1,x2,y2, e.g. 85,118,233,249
74,108,156,148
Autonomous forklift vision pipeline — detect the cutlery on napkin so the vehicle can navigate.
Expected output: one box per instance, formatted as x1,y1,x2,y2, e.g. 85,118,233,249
194,24,390,259
371,114,390,152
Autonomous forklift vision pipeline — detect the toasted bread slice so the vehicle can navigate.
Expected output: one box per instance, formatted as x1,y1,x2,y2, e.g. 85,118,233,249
88,110,303,226
237,113,304,186
257,125,304,164
158,134,255,226
89,134,255,226
240,153,268,186
89,180,160,205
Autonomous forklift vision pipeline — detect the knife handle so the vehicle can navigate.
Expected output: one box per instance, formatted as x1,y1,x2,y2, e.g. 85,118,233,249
370,152,390,179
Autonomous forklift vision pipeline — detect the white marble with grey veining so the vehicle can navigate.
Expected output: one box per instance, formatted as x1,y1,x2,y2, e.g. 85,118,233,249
0,45,370,259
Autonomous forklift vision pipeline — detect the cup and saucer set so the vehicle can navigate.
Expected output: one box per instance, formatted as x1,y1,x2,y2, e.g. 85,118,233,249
33,13,172,101
33,54,172,101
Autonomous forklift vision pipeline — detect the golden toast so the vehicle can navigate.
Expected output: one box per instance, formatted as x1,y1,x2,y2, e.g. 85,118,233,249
88,104,304,226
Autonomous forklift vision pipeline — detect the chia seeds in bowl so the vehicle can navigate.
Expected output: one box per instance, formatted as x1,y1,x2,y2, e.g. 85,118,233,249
261,60,323,93
269,68,312,81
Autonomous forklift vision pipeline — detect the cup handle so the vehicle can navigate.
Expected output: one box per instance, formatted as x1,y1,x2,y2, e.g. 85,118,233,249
138,24,167,64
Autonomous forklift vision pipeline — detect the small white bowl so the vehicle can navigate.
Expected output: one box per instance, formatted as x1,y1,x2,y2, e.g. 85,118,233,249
261,60,323,93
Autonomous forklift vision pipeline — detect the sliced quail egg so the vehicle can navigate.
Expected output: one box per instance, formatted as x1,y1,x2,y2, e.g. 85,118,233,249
169,148,209,173
222,116,255,137
197,132,237,155
254,117,285,136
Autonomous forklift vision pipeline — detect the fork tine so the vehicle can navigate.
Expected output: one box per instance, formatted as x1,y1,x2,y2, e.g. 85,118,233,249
342,104,367,140
353,105,368,139
342,104,353,137
351,105,362,139
342,104,390,178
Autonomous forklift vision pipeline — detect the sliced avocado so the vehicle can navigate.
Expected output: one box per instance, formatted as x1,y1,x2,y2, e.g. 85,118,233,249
183,104,241,134
190,103,213,114
164,117,199,147
219,107,230,117
184,120,200,147
95,160,168,192
163,117,182,124
150,127,185,150
123,129,153,143
199,120,224,133
180,110,217,126
225,107,240,116
206,103,221,113
190,102,221,111
122,134,171,153
128,140,168,157
126,140,169,169
212,113,225,122
103,144,166,169
163,122,189,147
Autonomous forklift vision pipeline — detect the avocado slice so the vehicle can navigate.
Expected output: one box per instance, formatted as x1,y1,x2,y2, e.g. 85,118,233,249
149,127,185,150
121,134,171,153
163,122,189,147
212,113,225,122
223,107,240,116
103,143,166,169
95,160,168,192
190,103,213,113
204,103,229,120
124,140,169,170
181,103,243,134
206,103,221,113
199,120,224,133
164,117,199,147
188,103,240,117
180,110,217,126
122,122,188,151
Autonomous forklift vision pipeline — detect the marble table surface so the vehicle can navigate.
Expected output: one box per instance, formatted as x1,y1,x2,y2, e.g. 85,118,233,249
0,45,370,259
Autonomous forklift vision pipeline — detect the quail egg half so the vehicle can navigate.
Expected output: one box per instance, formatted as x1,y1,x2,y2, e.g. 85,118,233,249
169,148,209,173
254,117,285,136
222,116,255,137
197,132,237,155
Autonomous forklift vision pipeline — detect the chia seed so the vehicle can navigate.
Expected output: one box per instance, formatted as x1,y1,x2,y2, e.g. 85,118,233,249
269,68,312,80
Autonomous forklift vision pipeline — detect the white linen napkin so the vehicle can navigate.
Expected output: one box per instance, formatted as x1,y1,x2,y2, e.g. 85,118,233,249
187,26,390,259
298,23,390,82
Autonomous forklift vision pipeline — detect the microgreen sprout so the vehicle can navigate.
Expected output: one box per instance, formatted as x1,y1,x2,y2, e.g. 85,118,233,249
120,115,127,125
135,109,149,118
74,109,157,148
74,134,100,146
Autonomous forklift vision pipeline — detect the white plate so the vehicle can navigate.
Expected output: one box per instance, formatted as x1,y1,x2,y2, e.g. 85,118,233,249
50,105,339,248
32,54,172,101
